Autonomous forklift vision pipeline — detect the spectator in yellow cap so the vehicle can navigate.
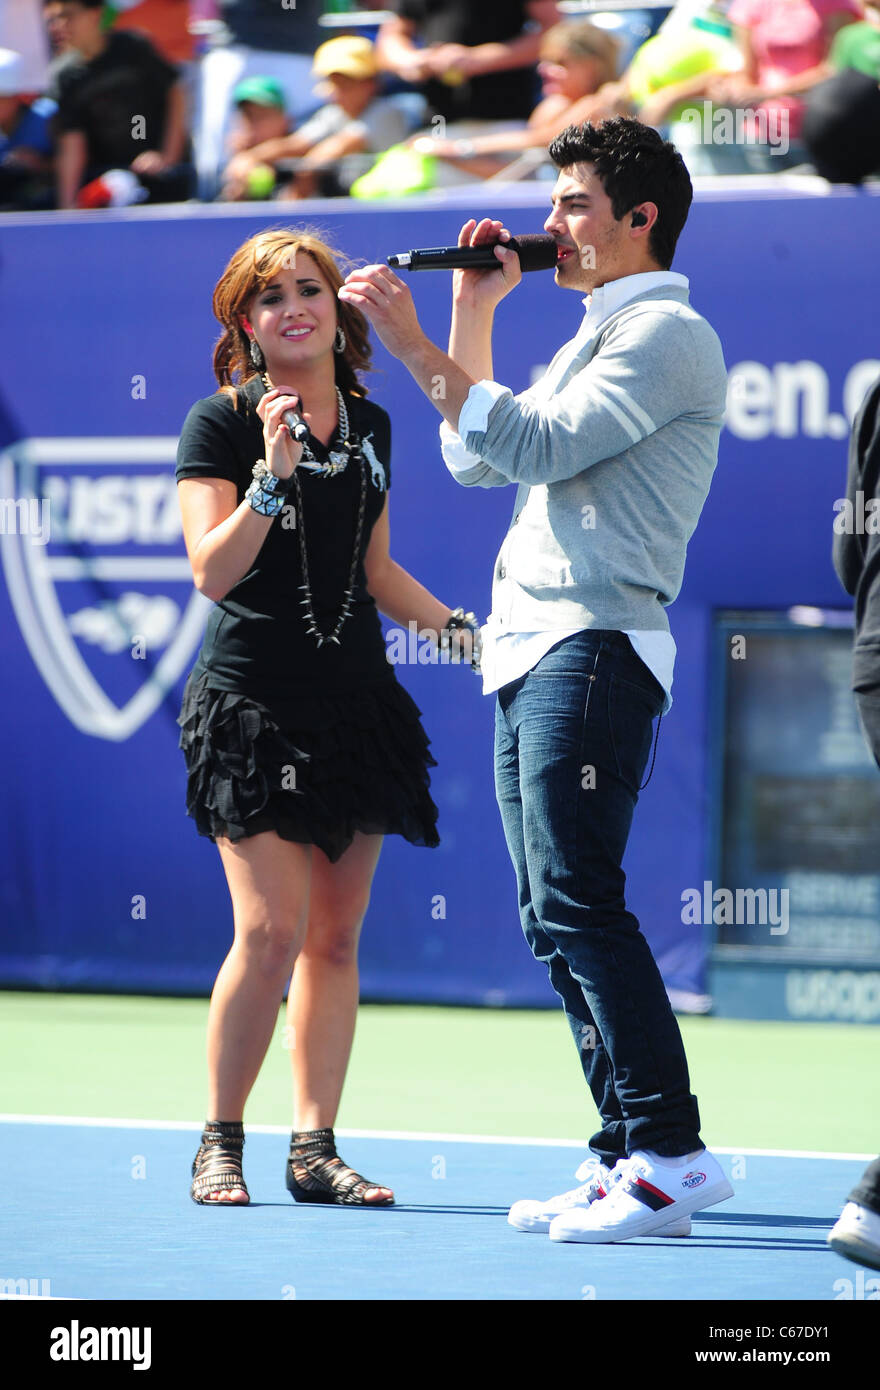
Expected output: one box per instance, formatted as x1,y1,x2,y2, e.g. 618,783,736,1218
221,36,410,202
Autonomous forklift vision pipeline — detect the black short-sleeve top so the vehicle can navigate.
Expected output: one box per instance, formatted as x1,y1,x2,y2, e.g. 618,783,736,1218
176,375,393,701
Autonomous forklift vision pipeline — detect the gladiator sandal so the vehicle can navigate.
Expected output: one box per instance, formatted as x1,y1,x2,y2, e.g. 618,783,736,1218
285,1127,394,1206
190,1121,249,1204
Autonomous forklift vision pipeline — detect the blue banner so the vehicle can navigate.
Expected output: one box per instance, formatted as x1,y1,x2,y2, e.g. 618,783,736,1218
1,182,878,1005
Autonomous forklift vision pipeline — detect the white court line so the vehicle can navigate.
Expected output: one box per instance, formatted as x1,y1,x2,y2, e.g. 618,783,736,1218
0,1114,873,1162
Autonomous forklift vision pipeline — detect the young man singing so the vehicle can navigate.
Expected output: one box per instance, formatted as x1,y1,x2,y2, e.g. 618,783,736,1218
339,117,733,1244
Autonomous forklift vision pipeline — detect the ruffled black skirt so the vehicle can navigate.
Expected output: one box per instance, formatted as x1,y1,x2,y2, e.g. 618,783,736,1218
178,670,440,863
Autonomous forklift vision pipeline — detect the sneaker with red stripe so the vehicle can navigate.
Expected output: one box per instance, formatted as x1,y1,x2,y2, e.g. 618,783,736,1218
548,1148,732,1243
507,1158,620,1233
508,1156,692,1236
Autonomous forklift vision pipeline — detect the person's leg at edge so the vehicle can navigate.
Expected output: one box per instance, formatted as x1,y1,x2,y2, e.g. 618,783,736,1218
285,831,392,1202
849,695,880,1222
200,830,313,1201
828,1154,880,1269
827,691,880,1262
849,1158,880,1217
495,686,626,1169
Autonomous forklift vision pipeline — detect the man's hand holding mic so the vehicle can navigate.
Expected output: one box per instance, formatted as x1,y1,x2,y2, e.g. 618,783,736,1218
337,217,530,432
452,218,522,312
338,219,522,359
256,386,309,480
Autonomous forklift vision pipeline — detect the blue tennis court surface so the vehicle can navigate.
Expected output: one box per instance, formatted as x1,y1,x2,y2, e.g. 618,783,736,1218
3,1120,871,1301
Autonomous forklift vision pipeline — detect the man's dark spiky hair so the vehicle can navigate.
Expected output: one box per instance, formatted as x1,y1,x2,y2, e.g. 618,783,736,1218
548,117,693,269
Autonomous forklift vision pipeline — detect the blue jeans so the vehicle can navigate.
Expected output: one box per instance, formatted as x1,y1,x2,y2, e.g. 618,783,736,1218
494,630,702,1164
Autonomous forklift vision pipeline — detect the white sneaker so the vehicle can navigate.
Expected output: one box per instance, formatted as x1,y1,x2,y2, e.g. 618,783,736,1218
574,1154,610,1182
828,1202,880,1271
549,1148,732,1243
508,1157,618,1233
508,1156,693,1237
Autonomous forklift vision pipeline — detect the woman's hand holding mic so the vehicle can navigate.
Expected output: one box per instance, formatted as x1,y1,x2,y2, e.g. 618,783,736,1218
257,386,308,480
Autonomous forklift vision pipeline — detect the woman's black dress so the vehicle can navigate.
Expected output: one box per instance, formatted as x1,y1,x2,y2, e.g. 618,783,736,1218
175,374,439,863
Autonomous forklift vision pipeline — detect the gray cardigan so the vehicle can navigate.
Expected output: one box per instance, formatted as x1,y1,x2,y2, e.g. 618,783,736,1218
448,284,727,634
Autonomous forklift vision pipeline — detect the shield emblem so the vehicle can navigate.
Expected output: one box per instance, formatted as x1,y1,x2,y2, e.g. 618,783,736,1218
0,437,211,741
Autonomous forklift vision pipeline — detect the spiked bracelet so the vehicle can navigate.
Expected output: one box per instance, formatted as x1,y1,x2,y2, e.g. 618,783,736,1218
245,460,293,518
440,607,482,672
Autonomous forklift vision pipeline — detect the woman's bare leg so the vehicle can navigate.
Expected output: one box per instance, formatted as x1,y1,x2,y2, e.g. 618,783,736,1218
201,830,312,1202
286,832,389,1199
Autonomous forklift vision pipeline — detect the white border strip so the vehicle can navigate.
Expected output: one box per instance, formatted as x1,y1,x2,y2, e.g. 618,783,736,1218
7,438,179,464
0,1115,872,1161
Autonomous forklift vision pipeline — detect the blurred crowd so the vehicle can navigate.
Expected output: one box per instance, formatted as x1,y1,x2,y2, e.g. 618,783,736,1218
2,0,879,212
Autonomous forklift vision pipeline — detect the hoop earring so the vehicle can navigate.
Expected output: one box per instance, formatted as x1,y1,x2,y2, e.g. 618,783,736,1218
334,325,346,354
249,336,265,369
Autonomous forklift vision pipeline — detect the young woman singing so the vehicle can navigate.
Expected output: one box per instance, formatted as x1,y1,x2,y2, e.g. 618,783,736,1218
176,227,478,1207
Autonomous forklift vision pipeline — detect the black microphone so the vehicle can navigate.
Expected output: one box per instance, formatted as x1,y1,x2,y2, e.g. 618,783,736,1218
258,377,310,441
387,233,558,273
265,388,308,442
282,403,309,443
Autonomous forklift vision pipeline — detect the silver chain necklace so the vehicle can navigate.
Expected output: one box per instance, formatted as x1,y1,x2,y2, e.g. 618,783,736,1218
262,376,356,477
260,376,366,647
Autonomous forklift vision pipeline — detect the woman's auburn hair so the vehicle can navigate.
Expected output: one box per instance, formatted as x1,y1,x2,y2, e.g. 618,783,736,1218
211,226,373,405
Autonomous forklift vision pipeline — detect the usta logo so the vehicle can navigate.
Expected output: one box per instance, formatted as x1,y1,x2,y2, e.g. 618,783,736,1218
681,1171,707,1189
0,437,209,741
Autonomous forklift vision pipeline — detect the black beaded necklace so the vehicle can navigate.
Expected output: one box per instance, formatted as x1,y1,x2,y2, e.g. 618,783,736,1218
261,375,367,649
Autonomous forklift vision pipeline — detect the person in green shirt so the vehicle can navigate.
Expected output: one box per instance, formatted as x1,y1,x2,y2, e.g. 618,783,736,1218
829,4,880,78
